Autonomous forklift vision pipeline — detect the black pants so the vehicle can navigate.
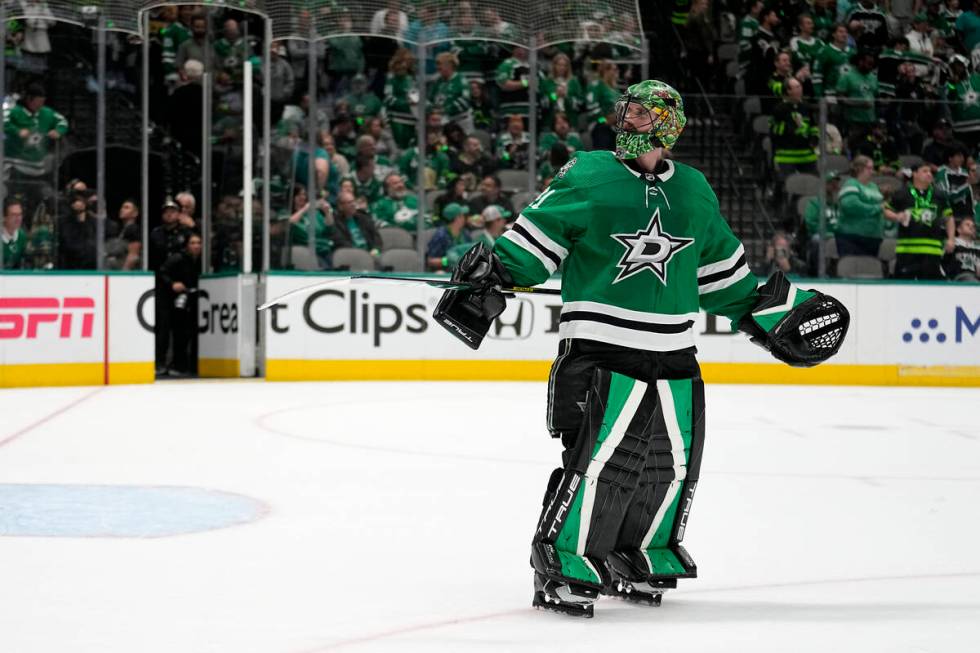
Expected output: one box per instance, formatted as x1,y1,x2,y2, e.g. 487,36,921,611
154,284,172,369
547,339,701,438
894,254,945,280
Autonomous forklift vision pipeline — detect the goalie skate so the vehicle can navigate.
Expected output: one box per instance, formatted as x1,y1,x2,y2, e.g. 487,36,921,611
532,572,599,618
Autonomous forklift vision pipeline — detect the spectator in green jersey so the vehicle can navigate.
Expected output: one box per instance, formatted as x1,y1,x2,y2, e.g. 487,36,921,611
836,154,886,257
540,53,584,130
803,172,842,275
1,199,27,269
383,48,419,150
327,11,365,96
836,49,880,153
495,46,532,119
3,83,67,178
813,23,853,96
954,4,980,53
430,52,472,130
587,61,620,151
538,112,585,162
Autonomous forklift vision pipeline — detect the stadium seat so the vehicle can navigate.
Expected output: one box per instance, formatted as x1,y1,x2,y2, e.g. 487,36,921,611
511,191,535,213
379,226,414,251
424,192,439,211
823,154,850,174
872,174,901,196
784,173,822,198
898,154,923,169
823,237,838,260
725,60,739,80
743,96,761,117
332,248,376,272
498,169,530,192
837,255,883,279
878,238,896,261
380,248,422,272
290,246,321,271
753,114,771,135
418,227,438,253
472,129,493,153
718,43,739,63
579,130,592,150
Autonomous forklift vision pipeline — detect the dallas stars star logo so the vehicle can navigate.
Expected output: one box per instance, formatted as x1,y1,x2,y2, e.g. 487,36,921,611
611,209,694,285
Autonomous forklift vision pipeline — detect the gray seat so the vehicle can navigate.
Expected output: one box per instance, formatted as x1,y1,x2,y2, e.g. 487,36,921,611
510,191,535,213
378,226,414,251
424,192,439,211
331,247,376,272
379,248,422,272
497,169,530,193
878,237,897,261
872,174,901,196
837,255,883,279
797,194,816,220
898,154,923,169
718,43,739,63
743,96,761,117
418,227,438,254
823,237,838,260
290,246,320,271
472,129,492,153
823,154,850,174
754,114,771,135
784,173,822,198
725,59,739,80
579,129,592,150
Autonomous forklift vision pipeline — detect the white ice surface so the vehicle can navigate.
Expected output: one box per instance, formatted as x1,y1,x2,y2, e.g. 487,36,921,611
0,381,978,653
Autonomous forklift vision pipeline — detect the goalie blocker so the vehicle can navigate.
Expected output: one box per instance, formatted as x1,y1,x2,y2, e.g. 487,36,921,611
433,243,513,350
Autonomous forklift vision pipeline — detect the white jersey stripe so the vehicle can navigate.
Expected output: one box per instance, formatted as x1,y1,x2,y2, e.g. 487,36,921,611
514,215,569,260
558,320,695,352
697,263,752,295
697,243,746,278
562,301,698,325
500,229,559,275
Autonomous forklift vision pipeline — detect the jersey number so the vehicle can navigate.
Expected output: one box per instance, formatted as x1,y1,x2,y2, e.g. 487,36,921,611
527,188,557,211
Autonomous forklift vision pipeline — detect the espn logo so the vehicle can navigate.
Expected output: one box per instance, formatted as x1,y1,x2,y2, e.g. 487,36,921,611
0,297,96,339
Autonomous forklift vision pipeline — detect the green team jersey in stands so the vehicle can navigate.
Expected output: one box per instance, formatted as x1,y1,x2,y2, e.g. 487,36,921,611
837,177,884,238
804,197,839,237
888,184,953,257
3,104,69,175
836,67,878,124
495,57,532,116
161,21,190,80
288,209,333,258
737,14,760,75
494,151,759,352
585,80,619,125
383,73,418,149
671,0,690,25
789,35,825,71
451,37,492,83
348,172,383,205
429,71,471,125
214,37,248,79
540,76,585,129
946,73,980,139
812,43,852,96
877,48,934,97
770,100,818,165
398,146,451,189
371,194,421,229
934,165,975,217
342,91,382,124
1,227,27,269
538,131,585,159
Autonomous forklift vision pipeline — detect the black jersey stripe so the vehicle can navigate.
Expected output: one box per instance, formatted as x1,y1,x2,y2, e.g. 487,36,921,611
560,311,695,334
511,223,563,269
698,253,747,286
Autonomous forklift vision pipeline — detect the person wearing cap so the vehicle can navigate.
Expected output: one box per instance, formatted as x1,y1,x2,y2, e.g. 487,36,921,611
3,82,67,178
149,198,192,271
440,204,511,270
921,118,962,168
906,13,935,60
342,74,383,128
954,2,980,53
425,202,472,272
884,159,955,279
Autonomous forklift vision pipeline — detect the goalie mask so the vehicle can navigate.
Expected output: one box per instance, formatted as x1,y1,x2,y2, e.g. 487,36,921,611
613,80,687,159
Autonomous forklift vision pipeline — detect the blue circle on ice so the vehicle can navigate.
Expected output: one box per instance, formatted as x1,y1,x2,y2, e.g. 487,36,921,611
902,332,912,342
919,333,929,343
911,318,922,328
937,333,947,343
928,318,939,329
0,484,266,538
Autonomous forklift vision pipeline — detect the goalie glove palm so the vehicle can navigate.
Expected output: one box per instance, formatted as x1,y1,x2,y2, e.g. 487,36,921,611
738,271,850,367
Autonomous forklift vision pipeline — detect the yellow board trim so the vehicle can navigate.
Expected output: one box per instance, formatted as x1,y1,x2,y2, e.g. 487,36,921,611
266,359,980,387
107,362,155,385
199,358,241,378
0,362,154,388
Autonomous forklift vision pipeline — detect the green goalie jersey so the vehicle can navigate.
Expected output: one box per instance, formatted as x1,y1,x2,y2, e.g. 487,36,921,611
494,151,759,351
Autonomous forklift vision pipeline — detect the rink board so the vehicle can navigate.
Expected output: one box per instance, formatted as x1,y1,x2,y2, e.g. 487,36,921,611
263,274,980,387
0,273,155,388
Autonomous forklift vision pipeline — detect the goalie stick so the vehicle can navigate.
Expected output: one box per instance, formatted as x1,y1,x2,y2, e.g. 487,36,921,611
258,274,560,311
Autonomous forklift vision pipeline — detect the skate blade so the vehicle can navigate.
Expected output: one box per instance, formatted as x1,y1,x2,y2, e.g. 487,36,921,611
606,583,664,606
532,592,595,618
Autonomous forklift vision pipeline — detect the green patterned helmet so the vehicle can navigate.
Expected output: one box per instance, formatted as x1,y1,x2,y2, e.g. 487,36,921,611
613,80,687,158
